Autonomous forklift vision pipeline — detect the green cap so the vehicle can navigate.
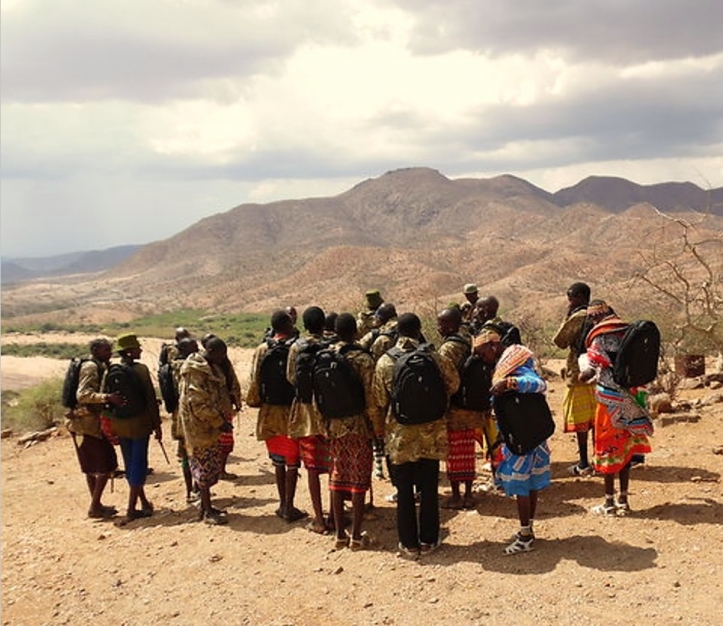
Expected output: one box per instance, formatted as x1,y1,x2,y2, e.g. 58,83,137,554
116,333,141,351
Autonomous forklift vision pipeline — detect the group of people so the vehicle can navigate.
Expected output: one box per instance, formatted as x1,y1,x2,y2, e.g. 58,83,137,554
65,281,653,557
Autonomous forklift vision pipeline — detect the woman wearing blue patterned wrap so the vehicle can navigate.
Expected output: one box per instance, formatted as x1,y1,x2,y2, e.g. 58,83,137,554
474,330,551,555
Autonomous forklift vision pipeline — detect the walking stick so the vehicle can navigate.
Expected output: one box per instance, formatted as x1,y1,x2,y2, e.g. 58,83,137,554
158,438,171,465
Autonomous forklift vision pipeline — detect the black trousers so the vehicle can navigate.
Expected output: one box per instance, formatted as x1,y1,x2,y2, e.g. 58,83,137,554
395,458,440,549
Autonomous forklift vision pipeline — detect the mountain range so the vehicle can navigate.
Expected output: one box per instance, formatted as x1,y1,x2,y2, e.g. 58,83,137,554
3,169,722,330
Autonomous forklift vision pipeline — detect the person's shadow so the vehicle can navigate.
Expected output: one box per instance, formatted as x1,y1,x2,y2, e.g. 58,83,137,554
420,534,658,574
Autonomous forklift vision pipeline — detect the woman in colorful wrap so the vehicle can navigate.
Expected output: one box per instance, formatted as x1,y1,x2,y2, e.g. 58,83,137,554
474,330,551,555
580,300,652,516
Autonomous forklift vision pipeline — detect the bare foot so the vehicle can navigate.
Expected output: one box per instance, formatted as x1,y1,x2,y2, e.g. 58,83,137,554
306,521,330,535
442,495,463,510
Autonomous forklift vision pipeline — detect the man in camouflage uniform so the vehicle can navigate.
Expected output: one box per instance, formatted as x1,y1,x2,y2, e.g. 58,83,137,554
360,302,399,361
472,295,522,346
437,307,486,510
326,313,383,550
460,283,479,327
373,312,459,557
65,338,125,518
356,289,384,338
246,310,306,523
287,306,332,534
359,301,400,494
158,326,191,368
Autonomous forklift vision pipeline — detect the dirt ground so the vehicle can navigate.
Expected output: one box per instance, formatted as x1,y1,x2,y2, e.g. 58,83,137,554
1,336,723,626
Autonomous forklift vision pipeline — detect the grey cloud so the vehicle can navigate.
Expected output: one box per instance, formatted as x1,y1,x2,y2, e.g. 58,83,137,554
389,0,723,63
471,68,723,156
0,0,359,104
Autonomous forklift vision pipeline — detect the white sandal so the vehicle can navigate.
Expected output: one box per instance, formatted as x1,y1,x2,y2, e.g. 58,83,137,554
615,500,631,516
590,502,617,517
504,532,534,555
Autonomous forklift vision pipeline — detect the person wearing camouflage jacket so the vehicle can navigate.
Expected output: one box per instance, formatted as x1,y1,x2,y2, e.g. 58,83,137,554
373,313,459,557
179,336,234,525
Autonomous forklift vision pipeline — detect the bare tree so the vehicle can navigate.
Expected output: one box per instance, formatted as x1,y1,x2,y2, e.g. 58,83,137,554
636,209,723,356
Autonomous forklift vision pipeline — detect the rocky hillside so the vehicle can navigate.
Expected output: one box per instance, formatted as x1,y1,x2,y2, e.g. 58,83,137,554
3,168,722,329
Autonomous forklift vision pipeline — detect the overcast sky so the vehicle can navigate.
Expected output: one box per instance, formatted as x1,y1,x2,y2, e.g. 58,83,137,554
2,0,722,258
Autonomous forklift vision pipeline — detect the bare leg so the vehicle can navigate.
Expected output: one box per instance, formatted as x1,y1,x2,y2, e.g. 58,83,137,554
274,464,287,515
529,489,539,521
138,487,153,512
603,474,615,503
283,466,306,521
445,481,463,509
182,464,194,499
618,462,632,504
463,480,476,508
576,431,590,468
504,493,535,554
516,494,532,527
199,486,212,516
90,474,109,512
85,474,96,498
126,485,141,519
332,490,346,540
308,469,324,530
350,492,366,541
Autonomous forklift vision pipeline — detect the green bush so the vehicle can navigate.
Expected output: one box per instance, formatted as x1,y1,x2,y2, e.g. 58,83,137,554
1,342,84,359
2,379,65,432
1,310,271,349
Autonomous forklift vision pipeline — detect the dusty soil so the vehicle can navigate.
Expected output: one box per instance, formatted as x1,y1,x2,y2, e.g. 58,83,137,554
1,336,723,626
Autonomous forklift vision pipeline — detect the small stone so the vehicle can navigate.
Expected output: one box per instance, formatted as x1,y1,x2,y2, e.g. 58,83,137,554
673,581,681,588
333,566,344,575
208,554,223,563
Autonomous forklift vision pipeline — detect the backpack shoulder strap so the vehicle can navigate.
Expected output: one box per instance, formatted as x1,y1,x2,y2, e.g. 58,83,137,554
338,343,363,356
446,334,470,347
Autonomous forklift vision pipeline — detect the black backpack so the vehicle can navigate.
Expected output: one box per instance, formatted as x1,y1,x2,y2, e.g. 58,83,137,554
613,320,661,388
158,342,173,367
293,338,330,404
575,315,596,357
389,343,448,425
313,345,366,419
494,321,522,347
158,361,178,413
494,391,555,455
61,358,101,409
451,354,494,411
102,362,147,419
259,339,296,406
